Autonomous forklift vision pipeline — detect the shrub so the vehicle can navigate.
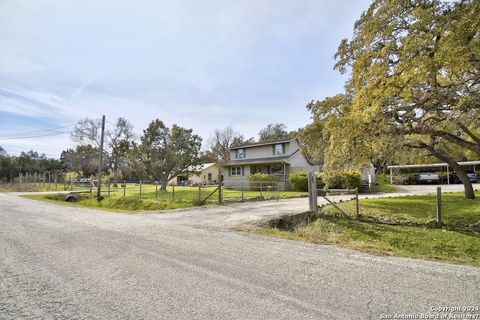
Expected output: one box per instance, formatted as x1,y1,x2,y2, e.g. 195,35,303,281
321,169,361,189
289,171,324,192
248,173,278,189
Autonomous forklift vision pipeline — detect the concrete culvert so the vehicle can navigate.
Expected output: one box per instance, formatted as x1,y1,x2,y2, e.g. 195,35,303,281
65,195,80,202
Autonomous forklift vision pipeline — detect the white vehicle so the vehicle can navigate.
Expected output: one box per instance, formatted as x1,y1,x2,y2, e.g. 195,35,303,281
75,177,91,183
418,172,439,184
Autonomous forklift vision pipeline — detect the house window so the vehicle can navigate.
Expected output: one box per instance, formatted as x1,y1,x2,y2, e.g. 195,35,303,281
251,165,269,174
235,148,246,159
274,144,285,155
270,164,284,174
208,173,212,181
230,166,242,176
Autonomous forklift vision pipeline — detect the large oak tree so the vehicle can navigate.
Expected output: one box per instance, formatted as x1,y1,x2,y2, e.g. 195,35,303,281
306,0,479,199
135,120,202,191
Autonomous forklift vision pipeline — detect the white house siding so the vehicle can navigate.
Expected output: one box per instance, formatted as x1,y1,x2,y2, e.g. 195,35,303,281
287,151,314,173
222,139,315,190
222,165,252,189
230,143,293,160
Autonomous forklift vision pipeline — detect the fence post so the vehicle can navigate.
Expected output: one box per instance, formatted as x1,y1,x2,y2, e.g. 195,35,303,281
123,180,126,197
355,187,359,219
260,182,263,198
308,172,318,212
436,187,442,227
139,181,142,199
108,182,111,197
90,183,93,196
198,186,201,203
241,182,244,201
70,178,73,191
172,184,175,199
156,183,158,198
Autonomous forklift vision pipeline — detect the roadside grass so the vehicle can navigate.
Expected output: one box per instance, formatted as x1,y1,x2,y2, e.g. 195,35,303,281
249,191,480,266
22,184,307,212
375,174,397,193
23,193,195,213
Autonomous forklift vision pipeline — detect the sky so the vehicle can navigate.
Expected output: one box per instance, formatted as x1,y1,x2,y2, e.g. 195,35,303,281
0,0,370,158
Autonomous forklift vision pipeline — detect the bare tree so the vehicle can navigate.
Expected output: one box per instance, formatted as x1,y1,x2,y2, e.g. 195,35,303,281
107,118,135,186
71,118,103,148
71,117,135,184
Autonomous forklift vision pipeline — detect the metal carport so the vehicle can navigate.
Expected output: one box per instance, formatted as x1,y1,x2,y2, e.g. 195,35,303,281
387,160,480,184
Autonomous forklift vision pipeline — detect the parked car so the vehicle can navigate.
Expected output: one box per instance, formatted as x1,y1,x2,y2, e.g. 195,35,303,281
450,171,478,184
418,172,440,184
75,177,91,183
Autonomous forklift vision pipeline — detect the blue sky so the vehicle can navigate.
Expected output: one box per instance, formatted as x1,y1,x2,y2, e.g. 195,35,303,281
0,0,370,158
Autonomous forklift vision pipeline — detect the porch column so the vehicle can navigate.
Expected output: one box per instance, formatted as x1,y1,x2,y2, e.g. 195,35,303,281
390,167,393,184
283,162,286,183
447,165,450,184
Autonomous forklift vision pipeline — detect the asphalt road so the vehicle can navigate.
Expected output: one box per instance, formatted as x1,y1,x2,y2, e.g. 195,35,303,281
0,192,479,320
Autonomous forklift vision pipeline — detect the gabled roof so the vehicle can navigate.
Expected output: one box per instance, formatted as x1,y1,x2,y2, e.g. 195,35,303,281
226,156,290,166
197,163,216,171
230,138,297,150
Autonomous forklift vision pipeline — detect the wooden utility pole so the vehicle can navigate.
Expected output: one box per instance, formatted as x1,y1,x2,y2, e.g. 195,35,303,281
97,115,106,199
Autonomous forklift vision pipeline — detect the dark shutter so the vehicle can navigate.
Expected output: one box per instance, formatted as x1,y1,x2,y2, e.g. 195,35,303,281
228,166,231,176
242,166,245,176
272,145,275,155
282,143,286,154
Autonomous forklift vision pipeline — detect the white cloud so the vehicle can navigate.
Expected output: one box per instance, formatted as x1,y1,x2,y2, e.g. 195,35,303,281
0,0,371,156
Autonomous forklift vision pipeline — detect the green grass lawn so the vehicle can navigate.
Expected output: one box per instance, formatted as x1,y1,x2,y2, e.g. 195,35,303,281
250,191,480,266
324,191,480,227
375,174,397,192
22,184,307,212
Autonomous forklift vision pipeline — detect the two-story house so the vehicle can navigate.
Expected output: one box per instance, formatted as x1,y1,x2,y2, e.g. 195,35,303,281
222,138,316,190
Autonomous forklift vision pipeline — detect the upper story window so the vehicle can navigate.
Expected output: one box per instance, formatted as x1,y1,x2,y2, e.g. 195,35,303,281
235,148,246,159
273,143,285,155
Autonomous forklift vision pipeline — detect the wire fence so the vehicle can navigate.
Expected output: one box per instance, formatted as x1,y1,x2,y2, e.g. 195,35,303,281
315,187,479,231
1,179,305,205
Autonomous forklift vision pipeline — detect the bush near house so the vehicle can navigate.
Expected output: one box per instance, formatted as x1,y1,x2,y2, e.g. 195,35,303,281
289,172,325,192
321,169,361,189
248,173,278,189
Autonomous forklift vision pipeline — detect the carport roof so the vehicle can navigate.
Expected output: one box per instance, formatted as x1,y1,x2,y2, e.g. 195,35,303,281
387,160,480,170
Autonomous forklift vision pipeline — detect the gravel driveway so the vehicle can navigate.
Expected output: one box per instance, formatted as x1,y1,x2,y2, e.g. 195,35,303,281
0,188,479,320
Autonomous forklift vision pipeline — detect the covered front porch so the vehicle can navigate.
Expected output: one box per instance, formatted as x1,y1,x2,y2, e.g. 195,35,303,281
249,162,290,183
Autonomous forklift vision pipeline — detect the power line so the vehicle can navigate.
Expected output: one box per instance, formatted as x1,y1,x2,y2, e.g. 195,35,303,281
0,123,77,138
0,131,70,140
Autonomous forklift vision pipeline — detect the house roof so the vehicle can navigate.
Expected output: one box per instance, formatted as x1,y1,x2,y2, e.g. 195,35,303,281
230,138,296,150
387,160,480,170
198,163,216,171
225,156,290,166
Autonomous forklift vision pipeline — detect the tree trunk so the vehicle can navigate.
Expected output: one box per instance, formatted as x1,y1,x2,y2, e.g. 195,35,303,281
414,140,476,200
454,169,475,200
160,181,168,192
